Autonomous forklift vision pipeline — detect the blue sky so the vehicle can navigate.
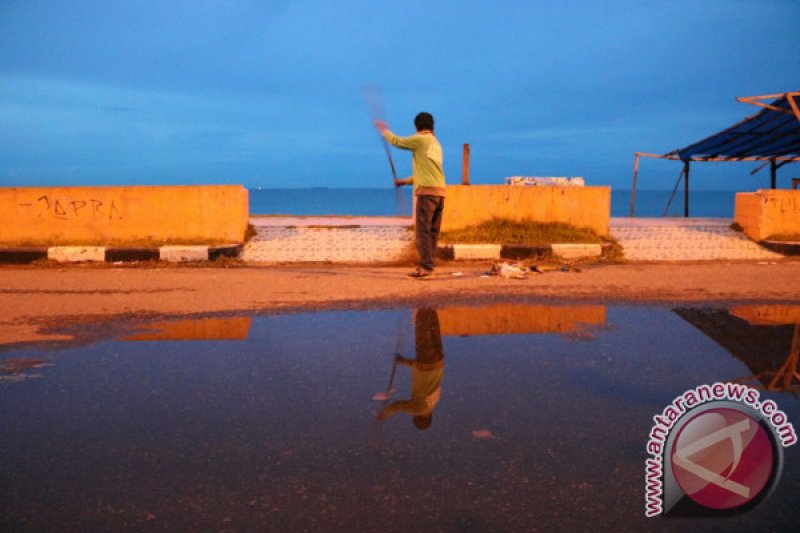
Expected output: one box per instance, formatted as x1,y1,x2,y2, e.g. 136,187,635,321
1,0,798,190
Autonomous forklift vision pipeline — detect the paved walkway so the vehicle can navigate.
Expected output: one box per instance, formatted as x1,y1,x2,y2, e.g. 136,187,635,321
241,216,784,263
241,216,413,263
609,217,782,261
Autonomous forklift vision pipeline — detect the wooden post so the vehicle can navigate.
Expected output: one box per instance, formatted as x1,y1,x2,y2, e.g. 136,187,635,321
462,143,470,185
770,159,777,189
630,153,640,217
683,161,690,218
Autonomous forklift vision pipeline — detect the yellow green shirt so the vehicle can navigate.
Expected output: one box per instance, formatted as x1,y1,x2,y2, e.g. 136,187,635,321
381,362,444,417
382,130,446,195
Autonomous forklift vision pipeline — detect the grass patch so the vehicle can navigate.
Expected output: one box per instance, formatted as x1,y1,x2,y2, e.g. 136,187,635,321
440,218,608,245
765,233,800,242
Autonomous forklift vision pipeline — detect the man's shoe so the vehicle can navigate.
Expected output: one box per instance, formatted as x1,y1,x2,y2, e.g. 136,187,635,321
408,268,434,279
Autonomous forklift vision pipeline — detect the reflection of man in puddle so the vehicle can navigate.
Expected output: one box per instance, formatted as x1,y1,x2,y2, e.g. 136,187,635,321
377,308,445,430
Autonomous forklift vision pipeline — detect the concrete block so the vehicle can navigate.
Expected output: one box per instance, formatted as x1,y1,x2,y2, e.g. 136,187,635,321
48,246,106,262
105,248,160,262
441,184,611,236
0,248,48,264
0,185,249,245
208,244,242,260
551,243,602,259
160,245,209,262
500,244,551,260
452,244,501,260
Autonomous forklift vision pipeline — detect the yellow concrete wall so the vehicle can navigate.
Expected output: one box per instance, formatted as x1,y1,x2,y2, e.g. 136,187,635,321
735,190,800,241
439,304,606,336
440,185,610,236
734,193,761,240
0,185,249,245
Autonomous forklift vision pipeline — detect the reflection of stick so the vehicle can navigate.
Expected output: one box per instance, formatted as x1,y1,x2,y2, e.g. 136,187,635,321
372,358,398,402
372,311,410,402
386,355,398,391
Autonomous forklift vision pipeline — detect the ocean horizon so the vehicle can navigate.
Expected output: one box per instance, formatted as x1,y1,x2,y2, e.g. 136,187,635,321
248,188,739,218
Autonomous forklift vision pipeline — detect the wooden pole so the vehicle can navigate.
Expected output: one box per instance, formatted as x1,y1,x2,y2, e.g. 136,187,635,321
770,159,777,189
630,153,640,217
462,143,470,185
683,161,690,218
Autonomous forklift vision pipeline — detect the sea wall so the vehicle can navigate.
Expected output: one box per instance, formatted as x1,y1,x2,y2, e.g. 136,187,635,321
0,185,249,245
440,185,611,236
734,189,800,241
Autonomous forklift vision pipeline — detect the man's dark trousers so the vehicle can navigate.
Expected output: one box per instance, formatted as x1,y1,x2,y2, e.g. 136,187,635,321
415,195,445,272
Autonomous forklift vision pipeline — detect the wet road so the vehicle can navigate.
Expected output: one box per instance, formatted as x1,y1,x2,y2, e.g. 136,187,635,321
2,303,799,531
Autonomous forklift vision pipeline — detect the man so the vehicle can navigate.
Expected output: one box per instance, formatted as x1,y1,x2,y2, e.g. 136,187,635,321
375,112,446,279
376,308,445,429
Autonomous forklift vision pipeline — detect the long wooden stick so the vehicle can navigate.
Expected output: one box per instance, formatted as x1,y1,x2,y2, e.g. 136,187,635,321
364,85,399,185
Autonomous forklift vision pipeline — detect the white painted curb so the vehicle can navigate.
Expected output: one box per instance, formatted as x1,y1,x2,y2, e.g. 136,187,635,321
552,243,602,259
48,246,106,262
452,244,502,260
160,245,210,262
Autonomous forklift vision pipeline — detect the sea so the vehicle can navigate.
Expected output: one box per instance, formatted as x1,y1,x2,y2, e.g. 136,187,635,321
248,188,738,218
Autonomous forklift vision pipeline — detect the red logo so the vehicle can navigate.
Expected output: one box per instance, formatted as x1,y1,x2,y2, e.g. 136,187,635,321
671,407,773,510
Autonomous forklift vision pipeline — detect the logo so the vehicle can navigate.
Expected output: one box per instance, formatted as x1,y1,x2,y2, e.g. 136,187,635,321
645,383,796,517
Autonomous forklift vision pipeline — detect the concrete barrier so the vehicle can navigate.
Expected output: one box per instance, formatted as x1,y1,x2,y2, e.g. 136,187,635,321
440,185,611,236
48,246,105,262
551,243,603,259
735,189,800,241
0,185,249,245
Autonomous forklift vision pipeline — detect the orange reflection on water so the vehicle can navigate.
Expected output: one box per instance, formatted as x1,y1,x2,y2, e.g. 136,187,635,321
123,317,252,341
730,305,800,326
438,304,606,337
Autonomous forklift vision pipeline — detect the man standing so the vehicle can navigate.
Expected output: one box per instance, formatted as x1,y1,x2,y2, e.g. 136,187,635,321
375,112,446,279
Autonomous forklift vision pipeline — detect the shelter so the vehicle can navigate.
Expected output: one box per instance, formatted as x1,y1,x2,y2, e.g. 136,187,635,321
631,91,800,216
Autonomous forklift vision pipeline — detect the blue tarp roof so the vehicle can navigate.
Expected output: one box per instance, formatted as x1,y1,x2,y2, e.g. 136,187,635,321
666,93,800,162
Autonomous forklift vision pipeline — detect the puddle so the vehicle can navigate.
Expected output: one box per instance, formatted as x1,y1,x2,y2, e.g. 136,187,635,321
1,303,799,530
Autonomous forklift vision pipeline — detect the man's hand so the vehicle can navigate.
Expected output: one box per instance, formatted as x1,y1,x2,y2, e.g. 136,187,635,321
394,354,413,366
394,177,412,188
374,120,388,133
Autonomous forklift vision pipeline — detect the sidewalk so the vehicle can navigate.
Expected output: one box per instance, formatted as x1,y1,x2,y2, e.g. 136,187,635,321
609,217,782,261
241,216,414,263
242,216,785,263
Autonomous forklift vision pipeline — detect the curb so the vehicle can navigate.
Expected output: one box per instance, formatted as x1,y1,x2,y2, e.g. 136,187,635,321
438,242,611,261
759,240,800,256
0,244,242,264
0,248,49,264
